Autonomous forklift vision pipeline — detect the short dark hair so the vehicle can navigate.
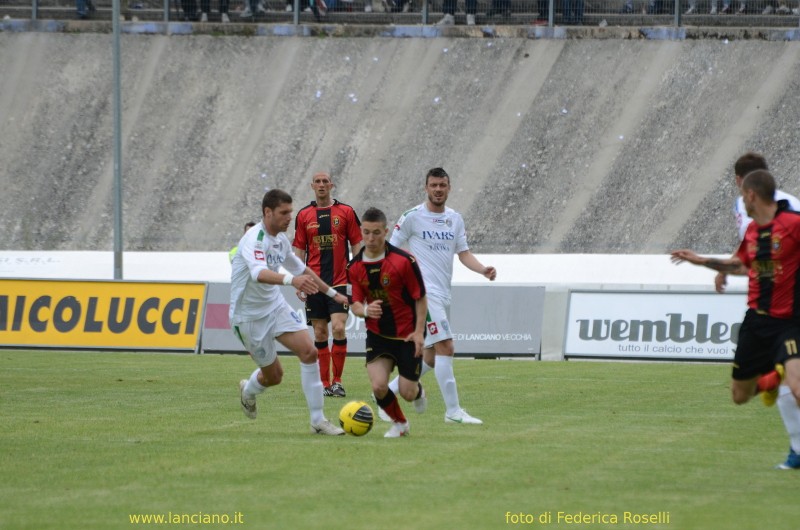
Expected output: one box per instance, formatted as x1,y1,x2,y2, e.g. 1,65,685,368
741,169,776,202
425,167,450,184
734,152,768,178
262,189,292,212
362,207,387,226
243,221,256,232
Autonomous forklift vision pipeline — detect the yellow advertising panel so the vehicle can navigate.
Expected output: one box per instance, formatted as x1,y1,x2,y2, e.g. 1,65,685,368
0,279,206,350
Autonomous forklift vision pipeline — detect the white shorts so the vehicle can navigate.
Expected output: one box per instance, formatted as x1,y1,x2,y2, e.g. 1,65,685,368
232,300,306,367
424,296,453,348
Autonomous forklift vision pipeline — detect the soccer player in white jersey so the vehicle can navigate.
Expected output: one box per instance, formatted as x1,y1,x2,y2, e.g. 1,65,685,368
385,167,496,425
230,188,347,436
716,152,800,294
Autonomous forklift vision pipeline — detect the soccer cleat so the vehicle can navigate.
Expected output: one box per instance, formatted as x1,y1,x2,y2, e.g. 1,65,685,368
377,406,392,422
414,386,427,414
323,386,335,397
329,382,346,397
760,364,784,407
384,421,410,438
239,380,257,420
445,408,483,425
776,447,800,470
311,419,345,435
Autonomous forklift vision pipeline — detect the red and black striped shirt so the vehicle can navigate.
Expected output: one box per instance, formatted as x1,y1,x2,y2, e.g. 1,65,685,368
292,200,362,287
737,201,800,320
347,243,426,339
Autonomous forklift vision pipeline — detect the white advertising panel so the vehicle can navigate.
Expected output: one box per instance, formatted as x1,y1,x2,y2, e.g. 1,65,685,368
564,290,747,360
202,283,544,357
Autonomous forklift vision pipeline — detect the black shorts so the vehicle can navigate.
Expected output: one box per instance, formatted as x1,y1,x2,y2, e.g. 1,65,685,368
304,285,349,324
733,309,800,380
365,330,421,381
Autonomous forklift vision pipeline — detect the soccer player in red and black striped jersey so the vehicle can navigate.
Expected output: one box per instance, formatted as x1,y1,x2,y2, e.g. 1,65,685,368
671,169,800,469
347,207,427,438
293,172,363,398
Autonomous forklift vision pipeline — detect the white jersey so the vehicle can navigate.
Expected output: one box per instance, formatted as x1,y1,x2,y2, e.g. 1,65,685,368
390,203,468,302
229,222,307,324
735,189,800,241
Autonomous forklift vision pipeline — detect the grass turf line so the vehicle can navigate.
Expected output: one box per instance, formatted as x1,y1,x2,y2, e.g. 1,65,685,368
1,349,799,529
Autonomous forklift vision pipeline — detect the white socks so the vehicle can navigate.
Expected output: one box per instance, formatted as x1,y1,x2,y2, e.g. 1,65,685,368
777,385,800,453
434,355,461,417
300,361,325,425
243,368,266,397
388,360,433,395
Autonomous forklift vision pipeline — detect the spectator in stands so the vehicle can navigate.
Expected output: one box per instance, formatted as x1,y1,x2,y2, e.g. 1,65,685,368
620,0,666,13
181,0,200,19
486,0,511,18
532,0,548,24
199,0,231,21
76,0,95,19
240,0,269,16
562,0,583,23
704,0,732,13
436,0,477,25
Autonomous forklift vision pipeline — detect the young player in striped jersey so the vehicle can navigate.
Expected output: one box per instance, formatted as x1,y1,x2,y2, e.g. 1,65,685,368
347,207,427,438
293,172,363,398
672,169,800,469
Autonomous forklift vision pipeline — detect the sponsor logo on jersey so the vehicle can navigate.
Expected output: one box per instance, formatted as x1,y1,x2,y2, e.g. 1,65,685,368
334,217,340,226
290,311,302,324
254,250,265,261
422,230,455,240
308,222,320,229
427,322,439,335
382,274,390,286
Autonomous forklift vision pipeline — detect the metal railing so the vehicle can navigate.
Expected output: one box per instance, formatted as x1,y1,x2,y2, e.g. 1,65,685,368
4,0,800,26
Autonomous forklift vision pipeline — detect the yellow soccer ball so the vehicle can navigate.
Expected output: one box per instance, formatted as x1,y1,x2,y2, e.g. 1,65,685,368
338,400,374,436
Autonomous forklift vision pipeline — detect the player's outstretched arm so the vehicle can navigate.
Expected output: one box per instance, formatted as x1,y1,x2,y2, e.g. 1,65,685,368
670,250,747,275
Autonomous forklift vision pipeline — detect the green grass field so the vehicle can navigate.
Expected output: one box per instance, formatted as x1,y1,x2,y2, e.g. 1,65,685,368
1,350,798,530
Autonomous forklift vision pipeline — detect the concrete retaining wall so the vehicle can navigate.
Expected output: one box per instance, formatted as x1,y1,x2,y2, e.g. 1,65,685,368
1,29,799,255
